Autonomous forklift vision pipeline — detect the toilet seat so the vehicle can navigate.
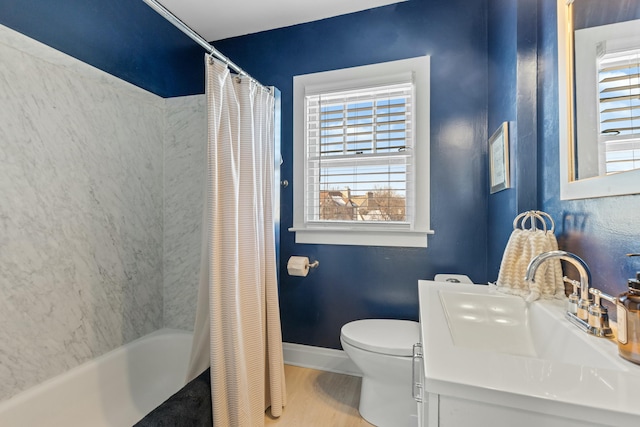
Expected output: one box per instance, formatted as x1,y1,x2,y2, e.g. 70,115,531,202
340,319,419,356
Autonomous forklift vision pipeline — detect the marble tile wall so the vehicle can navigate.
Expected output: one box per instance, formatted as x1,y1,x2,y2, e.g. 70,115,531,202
163,95,206,330
0,24,165,401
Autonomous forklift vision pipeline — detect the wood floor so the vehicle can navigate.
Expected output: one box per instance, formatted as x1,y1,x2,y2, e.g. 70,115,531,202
265,365,375,427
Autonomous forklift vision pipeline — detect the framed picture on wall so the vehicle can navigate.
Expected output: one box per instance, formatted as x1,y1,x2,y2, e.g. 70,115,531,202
489,122,510,194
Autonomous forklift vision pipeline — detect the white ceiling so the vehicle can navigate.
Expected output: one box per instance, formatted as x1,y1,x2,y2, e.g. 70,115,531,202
155,0,406,41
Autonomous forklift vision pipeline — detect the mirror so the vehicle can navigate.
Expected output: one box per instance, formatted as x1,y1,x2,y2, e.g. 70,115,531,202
558,0,640,200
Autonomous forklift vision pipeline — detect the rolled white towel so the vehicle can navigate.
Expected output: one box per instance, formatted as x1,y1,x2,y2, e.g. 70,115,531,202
497,228,564,301
496,228,533,297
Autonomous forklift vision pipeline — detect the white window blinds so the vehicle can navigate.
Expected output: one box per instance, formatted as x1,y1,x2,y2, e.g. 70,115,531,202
598,48,640,174
304,81,414,224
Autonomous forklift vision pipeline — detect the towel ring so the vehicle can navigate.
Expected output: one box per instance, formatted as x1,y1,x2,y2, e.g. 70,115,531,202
534,210,555,233
513,211,534,230
512,210,555,233
513,211,545,231
520,212,547,232
512,211,530,229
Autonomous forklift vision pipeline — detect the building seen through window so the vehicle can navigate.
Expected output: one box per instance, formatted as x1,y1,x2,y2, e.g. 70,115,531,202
319,187,406,222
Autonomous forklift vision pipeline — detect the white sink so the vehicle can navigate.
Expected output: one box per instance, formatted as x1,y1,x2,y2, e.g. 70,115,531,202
439,290,628,371
419,280,640,427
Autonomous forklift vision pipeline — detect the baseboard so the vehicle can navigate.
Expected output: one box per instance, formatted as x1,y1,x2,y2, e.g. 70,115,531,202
282,342,362,377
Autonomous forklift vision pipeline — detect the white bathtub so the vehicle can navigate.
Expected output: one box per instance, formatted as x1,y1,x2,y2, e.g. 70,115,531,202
0,328,193,427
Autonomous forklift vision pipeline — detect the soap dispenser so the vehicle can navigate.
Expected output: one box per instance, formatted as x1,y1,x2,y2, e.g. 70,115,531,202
617,254,640,365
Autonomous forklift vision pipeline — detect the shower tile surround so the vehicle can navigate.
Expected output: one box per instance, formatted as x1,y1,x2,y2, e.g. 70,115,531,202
0,24,173,401
163,95,206,331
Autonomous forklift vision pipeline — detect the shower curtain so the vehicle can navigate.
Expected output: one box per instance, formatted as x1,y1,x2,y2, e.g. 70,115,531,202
187,56,286,426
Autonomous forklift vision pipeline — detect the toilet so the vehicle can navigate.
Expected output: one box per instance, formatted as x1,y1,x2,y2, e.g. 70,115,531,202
340,319,420,427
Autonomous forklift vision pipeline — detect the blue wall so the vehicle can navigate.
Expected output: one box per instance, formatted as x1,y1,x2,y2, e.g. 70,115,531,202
486,0,540,280
487,0,518,280
0,0,205,97
538,0,640,301
214,0,490,348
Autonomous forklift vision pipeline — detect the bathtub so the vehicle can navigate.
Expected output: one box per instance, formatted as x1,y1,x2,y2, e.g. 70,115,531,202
0,328,193,427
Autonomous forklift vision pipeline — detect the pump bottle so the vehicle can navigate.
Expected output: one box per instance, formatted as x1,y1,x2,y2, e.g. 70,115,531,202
617,254,640,365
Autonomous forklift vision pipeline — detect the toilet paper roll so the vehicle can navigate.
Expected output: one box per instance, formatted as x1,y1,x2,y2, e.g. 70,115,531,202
287,256,309,277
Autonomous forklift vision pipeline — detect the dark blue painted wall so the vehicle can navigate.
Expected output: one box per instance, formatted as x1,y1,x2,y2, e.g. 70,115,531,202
487,0,518,281
214,0,489,349
0,0,205,97
486,0,540,281
538,0,640,301
573,0,640,29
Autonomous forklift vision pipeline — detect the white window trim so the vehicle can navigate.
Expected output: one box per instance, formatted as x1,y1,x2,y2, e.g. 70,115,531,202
290,56,433,247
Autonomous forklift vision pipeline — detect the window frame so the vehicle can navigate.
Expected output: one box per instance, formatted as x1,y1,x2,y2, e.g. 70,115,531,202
290,56,432,247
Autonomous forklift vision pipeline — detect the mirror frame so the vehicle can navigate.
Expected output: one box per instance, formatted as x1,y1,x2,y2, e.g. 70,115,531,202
558,0,640,200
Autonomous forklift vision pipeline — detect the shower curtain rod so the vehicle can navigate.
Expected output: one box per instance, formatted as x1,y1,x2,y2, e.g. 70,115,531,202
141,0,268,90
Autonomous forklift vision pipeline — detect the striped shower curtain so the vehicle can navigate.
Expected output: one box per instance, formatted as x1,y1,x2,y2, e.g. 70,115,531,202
187,56,286,426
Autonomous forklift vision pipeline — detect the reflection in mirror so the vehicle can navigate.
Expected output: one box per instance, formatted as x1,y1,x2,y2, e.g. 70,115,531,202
573,0,640,179
558,0,640,199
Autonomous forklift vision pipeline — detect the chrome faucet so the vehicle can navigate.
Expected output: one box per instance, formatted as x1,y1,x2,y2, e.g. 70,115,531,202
525,250,598,333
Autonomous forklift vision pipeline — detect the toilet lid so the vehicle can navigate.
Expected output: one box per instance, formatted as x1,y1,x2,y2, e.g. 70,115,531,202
340,319,420,356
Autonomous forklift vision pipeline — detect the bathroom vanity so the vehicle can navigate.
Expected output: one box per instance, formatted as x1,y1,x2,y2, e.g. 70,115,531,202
416,280,640,427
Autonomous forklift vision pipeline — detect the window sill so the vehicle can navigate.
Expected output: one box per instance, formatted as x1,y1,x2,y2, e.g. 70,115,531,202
288,227,434,248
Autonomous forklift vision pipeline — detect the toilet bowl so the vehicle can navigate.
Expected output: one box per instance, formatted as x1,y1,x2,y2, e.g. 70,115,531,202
340,319,420,427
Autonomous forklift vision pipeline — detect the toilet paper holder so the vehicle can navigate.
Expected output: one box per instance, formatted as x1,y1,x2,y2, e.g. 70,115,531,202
287,256,320,277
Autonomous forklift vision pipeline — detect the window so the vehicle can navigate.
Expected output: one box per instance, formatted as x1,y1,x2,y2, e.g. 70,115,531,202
291,56,432,247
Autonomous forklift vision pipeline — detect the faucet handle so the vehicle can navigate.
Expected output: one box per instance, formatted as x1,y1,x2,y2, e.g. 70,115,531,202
587,288,613,337
589,287,616,304
563,276,579,315
563,276,580,289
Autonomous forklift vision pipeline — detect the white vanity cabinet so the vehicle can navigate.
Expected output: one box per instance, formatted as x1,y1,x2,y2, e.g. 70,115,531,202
419,392,606,427
417,280,640,427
